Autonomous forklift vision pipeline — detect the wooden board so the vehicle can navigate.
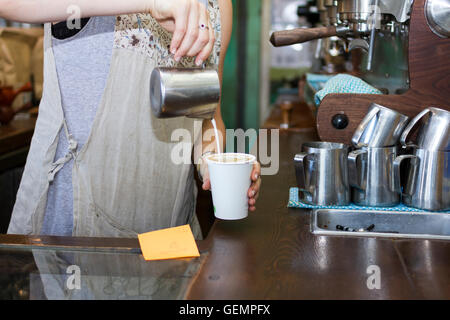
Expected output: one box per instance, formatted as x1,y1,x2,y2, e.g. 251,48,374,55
316,0,450,144
1,132,450,299
186,131,450,299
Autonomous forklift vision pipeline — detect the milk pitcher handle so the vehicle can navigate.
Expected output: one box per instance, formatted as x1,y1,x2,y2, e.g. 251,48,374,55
348,149,367,190
400,108,432,148
351,106,380,148
392,155,419,194
294,153,312,192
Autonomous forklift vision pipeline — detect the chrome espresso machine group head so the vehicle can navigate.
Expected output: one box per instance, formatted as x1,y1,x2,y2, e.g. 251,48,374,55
271,0,416,71
271,0,449,94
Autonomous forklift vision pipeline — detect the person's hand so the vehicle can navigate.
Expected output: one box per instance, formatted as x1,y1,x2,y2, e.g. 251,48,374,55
148,0,215,65
247,162,261,212
200,160,262,212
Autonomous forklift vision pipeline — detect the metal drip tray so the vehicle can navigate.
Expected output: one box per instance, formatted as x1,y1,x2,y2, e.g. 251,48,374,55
311,209,450,240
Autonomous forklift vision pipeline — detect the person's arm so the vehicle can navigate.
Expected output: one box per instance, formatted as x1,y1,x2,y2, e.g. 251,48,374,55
0,0,213,64
199,0,261,211
0,0,149,23
199,0,231,158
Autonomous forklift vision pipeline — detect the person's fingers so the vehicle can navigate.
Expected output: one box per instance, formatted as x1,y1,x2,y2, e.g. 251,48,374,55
248,162,262,197
246,161,262,212
255,179,261,200
174,0,200,61
195,20,215,66
201,168,211,191
251,162,261,182
186,3,210,59
170,1,190,55
248,178,261,199
202,179,211,191
248,181,260,198
200,158,210,190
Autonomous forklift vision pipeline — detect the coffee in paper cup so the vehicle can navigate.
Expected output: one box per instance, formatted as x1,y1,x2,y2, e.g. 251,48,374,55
206,153,256,220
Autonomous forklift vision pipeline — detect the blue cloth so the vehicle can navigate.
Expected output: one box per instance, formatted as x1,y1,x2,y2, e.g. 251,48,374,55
314,74,382,106
306,73,332,92
288,187,450,213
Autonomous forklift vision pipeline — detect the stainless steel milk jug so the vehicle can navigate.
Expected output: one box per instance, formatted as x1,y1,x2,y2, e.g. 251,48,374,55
150,67,220,119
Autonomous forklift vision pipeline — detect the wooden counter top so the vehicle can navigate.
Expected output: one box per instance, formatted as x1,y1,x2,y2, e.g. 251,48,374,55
0,131,449,299
186,131,450,300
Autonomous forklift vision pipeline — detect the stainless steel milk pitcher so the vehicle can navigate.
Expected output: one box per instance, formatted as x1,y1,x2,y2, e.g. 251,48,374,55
294,142,350,206
348,146,400,207
351,103,409,148
150,67,220,119
400,107,450,151
393,149,450,211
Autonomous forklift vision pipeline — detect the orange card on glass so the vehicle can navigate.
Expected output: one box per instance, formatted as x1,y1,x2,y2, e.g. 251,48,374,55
138,224,200,261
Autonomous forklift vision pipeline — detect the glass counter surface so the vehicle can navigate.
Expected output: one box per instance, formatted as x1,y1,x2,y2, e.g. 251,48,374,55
0,235,206,300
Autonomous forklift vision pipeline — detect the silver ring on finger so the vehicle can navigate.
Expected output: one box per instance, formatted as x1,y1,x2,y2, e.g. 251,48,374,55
199,23,210,30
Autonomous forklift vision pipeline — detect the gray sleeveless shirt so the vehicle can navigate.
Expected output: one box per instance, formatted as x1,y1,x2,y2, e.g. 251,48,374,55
42,17,116,235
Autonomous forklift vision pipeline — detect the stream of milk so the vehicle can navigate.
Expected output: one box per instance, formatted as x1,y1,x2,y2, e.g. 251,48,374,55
211,118,222,155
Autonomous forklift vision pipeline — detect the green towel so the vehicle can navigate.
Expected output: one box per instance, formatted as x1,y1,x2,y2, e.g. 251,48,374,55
314,74,382,106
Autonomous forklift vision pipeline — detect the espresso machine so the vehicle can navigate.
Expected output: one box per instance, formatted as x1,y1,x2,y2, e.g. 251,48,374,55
271,0,450,145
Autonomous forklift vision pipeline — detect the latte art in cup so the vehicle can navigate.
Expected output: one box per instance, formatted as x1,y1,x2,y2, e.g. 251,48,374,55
207,153,255,164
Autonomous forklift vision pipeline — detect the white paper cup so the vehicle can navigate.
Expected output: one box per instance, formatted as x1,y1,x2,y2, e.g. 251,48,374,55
206,153,256,220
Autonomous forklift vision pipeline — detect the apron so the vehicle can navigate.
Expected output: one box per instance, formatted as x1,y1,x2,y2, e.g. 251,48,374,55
8,1,222,239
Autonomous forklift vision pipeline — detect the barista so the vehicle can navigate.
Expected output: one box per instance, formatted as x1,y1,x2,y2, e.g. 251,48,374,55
1,0,261,238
